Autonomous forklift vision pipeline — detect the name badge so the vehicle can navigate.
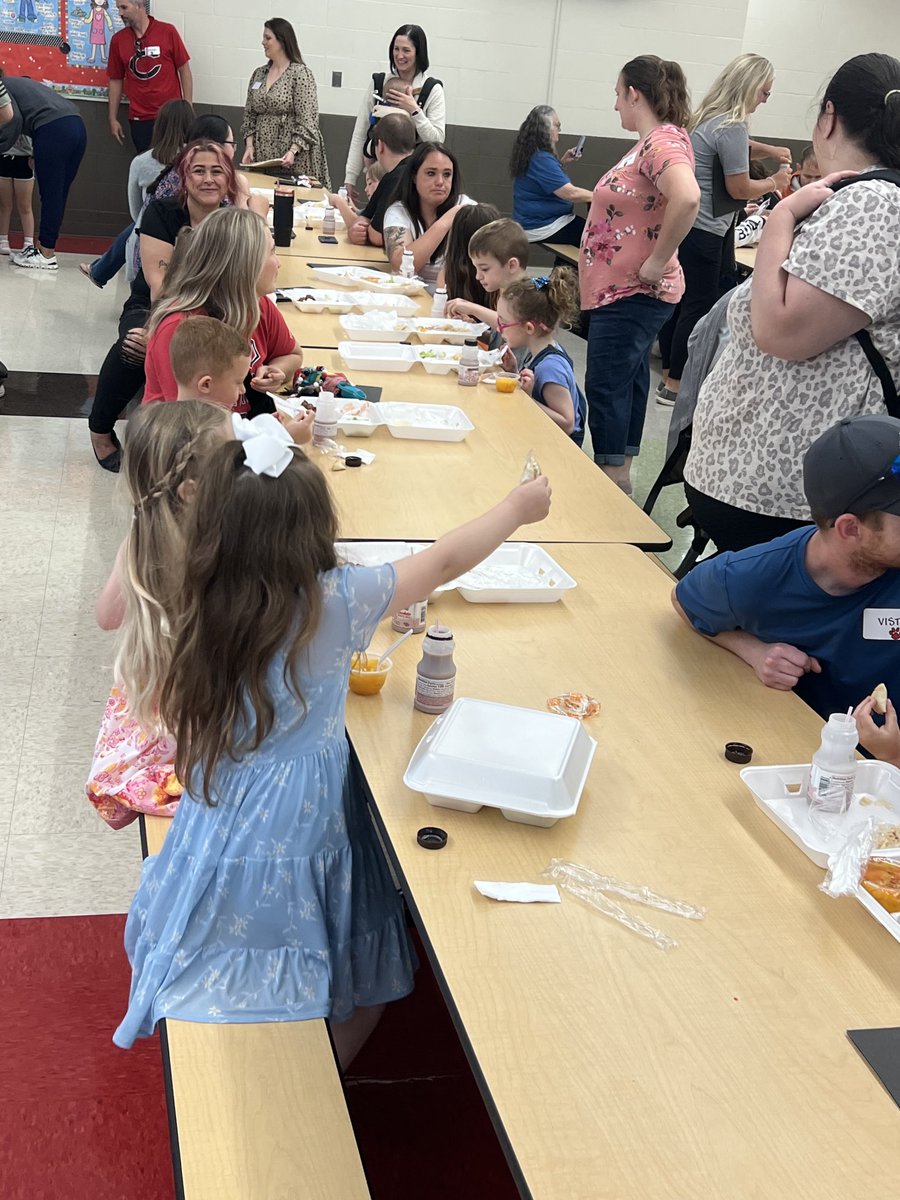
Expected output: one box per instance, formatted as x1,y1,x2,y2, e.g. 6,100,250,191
252,81,263,90
862,609,900,640
145,45,160,57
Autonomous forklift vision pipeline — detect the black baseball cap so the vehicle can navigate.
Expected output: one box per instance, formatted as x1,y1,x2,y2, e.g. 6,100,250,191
804,414,900,520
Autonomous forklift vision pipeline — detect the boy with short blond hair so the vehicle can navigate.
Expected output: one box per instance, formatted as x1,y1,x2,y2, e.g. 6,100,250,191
446,218,530,330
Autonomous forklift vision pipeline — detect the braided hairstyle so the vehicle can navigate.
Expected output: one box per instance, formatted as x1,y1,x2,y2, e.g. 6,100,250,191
115,401,232,733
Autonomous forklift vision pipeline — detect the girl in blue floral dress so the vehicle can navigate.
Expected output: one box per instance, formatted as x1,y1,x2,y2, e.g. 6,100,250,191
113,427,551,1064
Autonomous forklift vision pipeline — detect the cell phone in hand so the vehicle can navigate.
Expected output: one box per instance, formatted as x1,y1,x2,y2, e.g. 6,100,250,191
573,135,586,159
318,235,339,244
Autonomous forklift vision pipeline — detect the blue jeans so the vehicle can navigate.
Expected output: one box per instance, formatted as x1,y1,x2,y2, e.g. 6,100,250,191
585,293,673,465
31,115,87,250
90,223,133,286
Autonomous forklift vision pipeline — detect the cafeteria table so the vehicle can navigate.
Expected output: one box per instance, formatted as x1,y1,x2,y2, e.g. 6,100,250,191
294,349,670,548
345,541,900,1199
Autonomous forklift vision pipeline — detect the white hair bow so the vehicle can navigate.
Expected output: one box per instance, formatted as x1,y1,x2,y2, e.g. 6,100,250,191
231,412,294,478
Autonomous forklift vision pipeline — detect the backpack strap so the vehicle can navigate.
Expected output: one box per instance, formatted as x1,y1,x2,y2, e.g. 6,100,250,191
416,77,442,111
372,72,386,99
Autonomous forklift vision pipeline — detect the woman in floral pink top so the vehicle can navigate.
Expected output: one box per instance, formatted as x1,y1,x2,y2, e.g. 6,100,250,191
580,55,700,493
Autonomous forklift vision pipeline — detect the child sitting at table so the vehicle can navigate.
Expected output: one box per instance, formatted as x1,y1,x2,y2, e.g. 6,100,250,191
498,268,586,445
112,426,551,1062
86,400,234,829
327,162,385,232
446,217,529,331
440,202,500,308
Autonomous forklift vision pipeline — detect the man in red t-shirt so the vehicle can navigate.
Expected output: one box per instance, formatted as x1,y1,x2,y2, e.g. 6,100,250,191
108,0,192,153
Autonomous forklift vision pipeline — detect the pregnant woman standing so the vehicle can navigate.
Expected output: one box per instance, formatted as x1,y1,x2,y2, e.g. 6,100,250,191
241,18,331,189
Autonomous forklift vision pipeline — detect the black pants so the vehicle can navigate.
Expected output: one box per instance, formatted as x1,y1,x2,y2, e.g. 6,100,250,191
659,227,728,380
547,213,585,248
129,119,155,154
684,482,812,555
88,299,148,434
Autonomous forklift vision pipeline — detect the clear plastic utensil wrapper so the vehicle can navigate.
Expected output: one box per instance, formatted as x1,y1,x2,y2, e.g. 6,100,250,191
542,859,706,950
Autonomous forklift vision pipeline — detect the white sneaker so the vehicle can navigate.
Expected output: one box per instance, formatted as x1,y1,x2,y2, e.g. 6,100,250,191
0,238,9,256
12,246,58,270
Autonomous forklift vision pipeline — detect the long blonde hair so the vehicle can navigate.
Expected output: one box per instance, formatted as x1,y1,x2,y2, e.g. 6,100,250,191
116,401,230,732
690,53,773,131
147,208,269,340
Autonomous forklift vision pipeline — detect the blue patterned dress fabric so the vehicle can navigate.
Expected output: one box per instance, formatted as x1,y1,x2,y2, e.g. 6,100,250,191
114,563,415,1048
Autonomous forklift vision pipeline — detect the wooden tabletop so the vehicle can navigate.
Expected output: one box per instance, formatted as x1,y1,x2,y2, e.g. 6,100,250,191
542,241,579,268
299,350,669,547
735,245,757,270
240,168,325,201
278,289,431,349
345,542,900,1199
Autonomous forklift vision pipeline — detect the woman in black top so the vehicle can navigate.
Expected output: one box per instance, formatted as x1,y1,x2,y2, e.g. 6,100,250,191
88,140,240,470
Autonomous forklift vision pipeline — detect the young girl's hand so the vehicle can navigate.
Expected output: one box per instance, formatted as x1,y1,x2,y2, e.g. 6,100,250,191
445,298,474,320
500,346,518,373
853,696,900,766
518,367,535,396
283,408,315,445
507,476,552,525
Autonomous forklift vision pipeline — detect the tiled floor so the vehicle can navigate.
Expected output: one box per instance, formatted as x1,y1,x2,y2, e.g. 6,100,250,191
0,252,690,918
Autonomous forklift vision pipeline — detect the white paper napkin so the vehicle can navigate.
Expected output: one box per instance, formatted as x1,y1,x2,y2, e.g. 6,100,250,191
474,880,561,904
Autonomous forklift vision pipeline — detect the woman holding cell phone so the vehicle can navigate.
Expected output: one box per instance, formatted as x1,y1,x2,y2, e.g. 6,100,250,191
510,106,593,245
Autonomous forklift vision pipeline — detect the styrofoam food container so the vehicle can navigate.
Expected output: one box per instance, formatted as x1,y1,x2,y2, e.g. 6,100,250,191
337,399,382,436
442,543,577,603
312,265,427,295
285,288,355,313
408,318,489,344
296,202,345,226
336,541,417,566
403,698,596,826
339,312,412,342
351,292,420,315
338,342,417,373
378,402,475,441
414,346,462,375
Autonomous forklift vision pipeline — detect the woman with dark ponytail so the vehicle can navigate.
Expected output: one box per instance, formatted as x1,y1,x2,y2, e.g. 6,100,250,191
684,53,900,553
579,55,700,492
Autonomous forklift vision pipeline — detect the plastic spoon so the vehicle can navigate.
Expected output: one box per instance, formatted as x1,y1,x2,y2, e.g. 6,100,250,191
375,628,413,668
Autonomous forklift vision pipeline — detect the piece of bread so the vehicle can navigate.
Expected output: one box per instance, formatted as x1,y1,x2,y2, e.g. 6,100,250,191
871,682,889,715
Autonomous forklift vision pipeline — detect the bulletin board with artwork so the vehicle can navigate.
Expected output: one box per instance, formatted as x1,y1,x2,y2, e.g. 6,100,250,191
0,0,128,98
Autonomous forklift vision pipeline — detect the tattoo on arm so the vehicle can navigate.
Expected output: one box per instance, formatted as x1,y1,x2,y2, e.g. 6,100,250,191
384,226,409,260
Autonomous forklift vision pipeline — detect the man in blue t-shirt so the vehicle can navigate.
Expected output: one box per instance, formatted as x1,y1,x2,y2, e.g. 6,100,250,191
674,415,900,748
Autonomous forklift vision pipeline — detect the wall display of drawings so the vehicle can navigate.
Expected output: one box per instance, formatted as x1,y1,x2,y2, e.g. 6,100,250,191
0,0,127,98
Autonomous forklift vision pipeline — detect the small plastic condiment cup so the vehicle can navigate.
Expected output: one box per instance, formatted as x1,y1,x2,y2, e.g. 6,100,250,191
494,372,518,394
348,654,393,696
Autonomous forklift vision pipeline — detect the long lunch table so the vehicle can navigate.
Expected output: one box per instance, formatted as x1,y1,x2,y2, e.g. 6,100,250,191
345,541,900,1199
291,347,669,548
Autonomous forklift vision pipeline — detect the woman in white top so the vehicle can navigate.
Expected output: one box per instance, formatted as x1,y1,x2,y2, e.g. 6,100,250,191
343,24,445,203
382,142,473,293
684,52,900,553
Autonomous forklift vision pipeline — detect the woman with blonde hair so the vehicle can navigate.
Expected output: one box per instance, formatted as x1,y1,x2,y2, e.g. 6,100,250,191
142,207,304,415
657,53,792,404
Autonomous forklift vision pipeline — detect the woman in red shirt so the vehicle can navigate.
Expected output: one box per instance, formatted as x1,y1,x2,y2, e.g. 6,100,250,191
143,208,303,414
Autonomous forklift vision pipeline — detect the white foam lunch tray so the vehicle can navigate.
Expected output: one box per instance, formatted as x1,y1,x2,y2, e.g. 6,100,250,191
403,698,596,827
312,265,428,295
339,313,412,342
741,760,900,944
351,292,420,315
408,318,489,344
377,402,475,441
338,342,417,373
336,541,428,567
414,346,462,375
284,288,355,313
440,543,577,603
272,394,383,437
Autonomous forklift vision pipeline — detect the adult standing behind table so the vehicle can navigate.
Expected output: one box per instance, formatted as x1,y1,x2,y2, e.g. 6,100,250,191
656,54,791,405
241,18,331,189
0,73,87,271
579,55,700,494
510,106,593,246
343,23,445,204
683,52,900,554
108,0,192,154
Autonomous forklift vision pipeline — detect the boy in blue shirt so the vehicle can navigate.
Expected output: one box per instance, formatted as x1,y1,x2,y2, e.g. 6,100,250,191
674,415,900,755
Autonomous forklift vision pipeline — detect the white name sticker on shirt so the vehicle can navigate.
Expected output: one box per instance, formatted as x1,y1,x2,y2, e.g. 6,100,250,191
145,45,160,57
862,609,900,641
252,81,263,89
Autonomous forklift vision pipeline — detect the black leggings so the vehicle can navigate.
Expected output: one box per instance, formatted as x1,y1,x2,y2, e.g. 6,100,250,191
684,482,812,555
659,226,728,380
88,300,148,435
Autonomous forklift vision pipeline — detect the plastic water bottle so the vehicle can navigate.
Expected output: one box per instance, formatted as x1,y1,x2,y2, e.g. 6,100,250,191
400,250,415,278
322,205,336,237
312,392,338,446
431,286,448,318
457,339,479,387
807,712,858,815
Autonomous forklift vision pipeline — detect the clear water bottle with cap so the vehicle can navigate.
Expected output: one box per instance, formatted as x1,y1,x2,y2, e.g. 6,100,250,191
322,205,336,237
431,286,448,318
807,711,858,816
414,624,456,714
312,392,338,446
400,250,415,278
458,339,479,387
